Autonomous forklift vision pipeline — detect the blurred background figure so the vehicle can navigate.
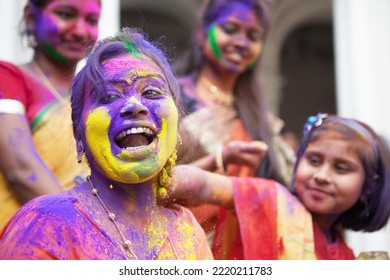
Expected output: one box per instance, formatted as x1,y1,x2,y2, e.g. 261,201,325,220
173,0,296,257
0,0,102,229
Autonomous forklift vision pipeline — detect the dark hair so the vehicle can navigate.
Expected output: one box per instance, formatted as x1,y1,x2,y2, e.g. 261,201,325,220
175,0,287,184
71,27,182,144
20,1,53,37
292,115,390,232
29,0,52,7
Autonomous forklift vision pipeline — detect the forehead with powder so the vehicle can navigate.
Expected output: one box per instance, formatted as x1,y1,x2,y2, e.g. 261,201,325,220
101,53,166,83
207,2,258,26
308,126,375,162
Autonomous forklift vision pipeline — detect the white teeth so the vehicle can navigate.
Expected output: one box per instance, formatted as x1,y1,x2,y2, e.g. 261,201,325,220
115,127,154,141
130,127,138,134
229,52,243,60
125,145,147,151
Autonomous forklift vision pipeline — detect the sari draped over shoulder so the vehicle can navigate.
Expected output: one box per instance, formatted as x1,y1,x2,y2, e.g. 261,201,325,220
0,98,89,229
180,105,246,235
213,177,355,260
178,76,295,249
31,98,89,189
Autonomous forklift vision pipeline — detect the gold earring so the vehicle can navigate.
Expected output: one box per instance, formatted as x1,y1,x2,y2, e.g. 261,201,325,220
157,150,177,199
177,134,182,146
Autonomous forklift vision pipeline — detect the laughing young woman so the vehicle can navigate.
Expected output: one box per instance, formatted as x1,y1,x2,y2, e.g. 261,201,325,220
0,28,212,260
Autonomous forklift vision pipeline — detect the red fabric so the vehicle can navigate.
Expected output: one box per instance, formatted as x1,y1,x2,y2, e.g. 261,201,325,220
0,61,51,123
313,222,355,260
190,119,254,236
213,177,356,260
212,120,256,259
213,177,278,259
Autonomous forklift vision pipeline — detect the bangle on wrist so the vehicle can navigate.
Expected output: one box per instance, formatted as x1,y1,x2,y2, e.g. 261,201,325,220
215,144,226,173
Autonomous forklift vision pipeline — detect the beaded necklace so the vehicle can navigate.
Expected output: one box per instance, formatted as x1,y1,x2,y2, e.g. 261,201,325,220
86,175,138,259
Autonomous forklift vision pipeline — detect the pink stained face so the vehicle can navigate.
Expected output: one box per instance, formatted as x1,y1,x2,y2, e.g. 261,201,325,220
294,137,365,221
203,2,264,74
33,0,101,65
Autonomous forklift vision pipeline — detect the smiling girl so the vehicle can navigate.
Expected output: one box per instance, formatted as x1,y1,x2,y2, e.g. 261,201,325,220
170,113,390,259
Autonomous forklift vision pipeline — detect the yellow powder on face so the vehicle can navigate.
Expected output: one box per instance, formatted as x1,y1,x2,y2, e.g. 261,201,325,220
84,68,179,184
155,98,179,169
85,107,143,182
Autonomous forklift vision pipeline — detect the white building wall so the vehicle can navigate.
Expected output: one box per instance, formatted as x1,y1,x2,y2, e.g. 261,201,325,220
0,0,120,65
333,0,390,255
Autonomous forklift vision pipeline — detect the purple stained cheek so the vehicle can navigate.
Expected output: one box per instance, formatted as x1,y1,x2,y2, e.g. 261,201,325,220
36,14,60,43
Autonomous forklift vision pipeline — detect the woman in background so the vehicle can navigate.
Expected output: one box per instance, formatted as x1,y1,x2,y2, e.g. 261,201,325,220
0,0,101,229
174,0,295,256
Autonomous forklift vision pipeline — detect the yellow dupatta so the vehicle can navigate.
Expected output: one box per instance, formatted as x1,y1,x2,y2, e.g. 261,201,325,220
31,98,89,190
0,98,89,230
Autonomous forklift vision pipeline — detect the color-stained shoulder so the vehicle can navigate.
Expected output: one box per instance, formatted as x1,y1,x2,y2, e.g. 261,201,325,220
1,191,80,231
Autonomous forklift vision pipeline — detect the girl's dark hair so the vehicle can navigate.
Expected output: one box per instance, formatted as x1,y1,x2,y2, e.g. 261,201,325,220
29,0,52,7
292,115,390,232
71,27,182,144
175,0,287,184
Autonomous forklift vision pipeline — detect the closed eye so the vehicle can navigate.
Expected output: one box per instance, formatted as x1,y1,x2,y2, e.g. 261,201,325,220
86,15,99,26
55,9,76,21
306,154,322,166
247,30,262,42
220,22,238,35
334,162,352,173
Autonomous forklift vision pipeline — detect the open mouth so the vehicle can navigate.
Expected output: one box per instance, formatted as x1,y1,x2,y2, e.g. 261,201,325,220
224,48,249,63
114,127,155,150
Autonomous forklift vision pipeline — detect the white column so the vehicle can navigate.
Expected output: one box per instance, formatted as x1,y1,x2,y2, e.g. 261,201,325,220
76,0,120,71
333,0,390,255
0,0,120,65
98,0,120,39
0,0,31,64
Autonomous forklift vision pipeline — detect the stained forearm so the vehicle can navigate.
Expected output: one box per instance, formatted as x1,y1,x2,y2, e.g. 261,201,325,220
0,114,63,203
174,165,233,209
